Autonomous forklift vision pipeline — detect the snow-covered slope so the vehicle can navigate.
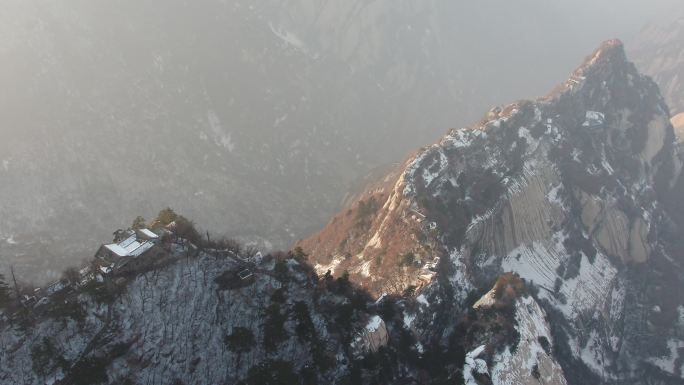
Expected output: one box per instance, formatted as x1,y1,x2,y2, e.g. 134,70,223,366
491,297,567,385
0,245,376,384
0,236,575,384
467,292,567,385
301,40,684,384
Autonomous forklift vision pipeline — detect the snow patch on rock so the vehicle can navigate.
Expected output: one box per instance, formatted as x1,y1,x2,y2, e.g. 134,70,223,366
464,345,489,385
491,296,568,385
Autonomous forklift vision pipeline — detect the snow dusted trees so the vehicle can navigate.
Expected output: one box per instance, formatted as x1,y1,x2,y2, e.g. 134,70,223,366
291,246,308,262
225,327,255,353
131,216,147,230
263,289,289,352
150,207,202,245
154,207,178,227
225,326,255,372
61,267,80,284
243,360,298,385
0,273,10,308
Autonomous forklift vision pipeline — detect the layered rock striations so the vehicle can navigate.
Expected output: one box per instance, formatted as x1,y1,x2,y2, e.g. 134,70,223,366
301,40,684,384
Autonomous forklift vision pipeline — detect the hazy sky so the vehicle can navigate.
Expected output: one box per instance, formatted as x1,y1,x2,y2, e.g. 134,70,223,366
1,0,682,282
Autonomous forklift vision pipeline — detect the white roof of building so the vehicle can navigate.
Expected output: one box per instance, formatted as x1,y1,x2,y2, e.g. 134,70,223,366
104,243,130,257
139,228,159,239
583,111,605,127
129,241,154,257
104,238,155,258
119,234,138,248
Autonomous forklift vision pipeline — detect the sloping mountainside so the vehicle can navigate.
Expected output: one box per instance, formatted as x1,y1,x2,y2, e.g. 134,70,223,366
0,245,367,385
2,40,684,385
300,40,684,383
0,0,670,284
631,15,684,116
0,230,570,385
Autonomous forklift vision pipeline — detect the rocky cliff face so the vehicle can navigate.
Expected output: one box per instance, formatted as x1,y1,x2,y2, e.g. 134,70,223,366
301,40,684,384
0,237,572,385
3,35,684,385
0,246,374,385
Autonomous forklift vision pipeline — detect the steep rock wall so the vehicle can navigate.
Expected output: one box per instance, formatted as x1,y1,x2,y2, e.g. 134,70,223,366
302,40,684,383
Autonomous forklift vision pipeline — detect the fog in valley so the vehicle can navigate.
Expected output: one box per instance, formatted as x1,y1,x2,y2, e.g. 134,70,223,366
1,0,682,284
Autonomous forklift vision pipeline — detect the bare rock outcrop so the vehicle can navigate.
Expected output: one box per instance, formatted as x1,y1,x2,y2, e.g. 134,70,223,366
302,40,684,384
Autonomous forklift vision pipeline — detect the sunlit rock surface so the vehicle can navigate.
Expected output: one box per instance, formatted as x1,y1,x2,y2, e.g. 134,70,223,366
302,40,684,384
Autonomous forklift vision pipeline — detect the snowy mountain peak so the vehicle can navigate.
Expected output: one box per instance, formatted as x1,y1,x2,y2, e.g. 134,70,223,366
2,38,684,384
299,40,684,384
582,38,626,68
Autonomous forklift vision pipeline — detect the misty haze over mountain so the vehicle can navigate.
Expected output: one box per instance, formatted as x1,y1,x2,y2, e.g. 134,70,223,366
630,12,684,117
0,0,681,283
4,2,684,385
